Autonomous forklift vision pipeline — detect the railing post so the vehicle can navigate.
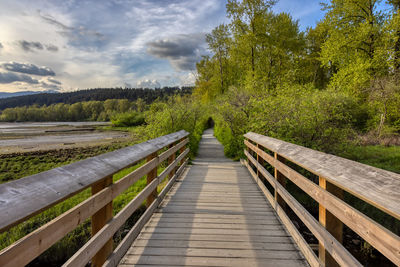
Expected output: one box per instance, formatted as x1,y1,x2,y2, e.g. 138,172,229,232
146,152,158,207
168,142,176,180
179,141,186,166
319,176,343,267
256,144,265,184
274,152,286,208
91,176,113,267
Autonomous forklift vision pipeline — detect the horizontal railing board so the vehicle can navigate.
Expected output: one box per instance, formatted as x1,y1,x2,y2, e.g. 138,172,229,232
0,130,188,232
0,139,189,267
244,132,400,221
244,150,362,267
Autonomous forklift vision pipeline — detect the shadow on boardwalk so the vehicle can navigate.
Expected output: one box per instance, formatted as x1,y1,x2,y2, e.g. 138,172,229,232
119,128,307,267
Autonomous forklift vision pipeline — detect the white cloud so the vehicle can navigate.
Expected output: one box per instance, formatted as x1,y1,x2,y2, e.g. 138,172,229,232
136,79,161,89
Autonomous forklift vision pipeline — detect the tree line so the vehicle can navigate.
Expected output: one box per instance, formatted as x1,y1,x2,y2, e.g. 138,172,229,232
0,99,148,122
0,87,193,110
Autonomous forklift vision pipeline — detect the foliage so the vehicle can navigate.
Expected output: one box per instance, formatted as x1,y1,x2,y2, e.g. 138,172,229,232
111,111,145,127
0,98,148,122
143,94,209,157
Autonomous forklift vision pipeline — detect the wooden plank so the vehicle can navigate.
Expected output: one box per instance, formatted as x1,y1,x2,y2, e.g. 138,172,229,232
244,132,400,221
63,178,159,267
117,129,307,267
136,233,292,242
146,152,158,207
245,147,395,265
245,155,360,266
132,239,297,250
167,143,176,180
141,227,288,236
319,176,343,267
120,255,307,267
243,159,321,267
0,130,189,233
160,201,272,208
151,212,276,219
0,157,161,267
91,176,113,267
144,222,283,230
65,151,189,267
274,152,286,208
147,216,280,225
126,247,303,259
103,159,188,267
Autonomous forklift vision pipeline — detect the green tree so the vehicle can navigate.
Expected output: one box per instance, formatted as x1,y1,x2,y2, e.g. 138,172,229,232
320,0,385,95
206,24,232,93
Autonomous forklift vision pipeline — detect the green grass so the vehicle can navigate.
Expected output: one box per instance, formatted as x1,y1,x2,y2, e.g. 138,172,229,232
0,142,134,184
339,145,400,174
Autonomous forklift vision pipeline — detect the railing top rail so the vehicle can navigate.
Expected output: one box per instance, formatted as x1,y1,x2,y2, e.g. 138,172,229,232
0,130,189,232
244,132,400,221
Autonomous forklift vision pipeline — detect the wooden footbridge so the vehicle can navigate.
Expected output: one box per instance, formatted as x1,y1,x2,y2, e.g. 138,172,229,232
0,129,399,266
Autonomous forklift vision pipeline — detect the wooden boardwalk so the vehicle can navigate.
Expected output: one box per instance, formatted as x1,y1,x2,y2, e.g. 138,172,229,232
119,129,307,267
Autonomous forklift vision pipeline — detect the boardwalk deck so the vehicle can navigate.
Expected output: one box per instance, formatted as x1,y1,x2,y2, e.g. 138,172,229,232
119,129,307,267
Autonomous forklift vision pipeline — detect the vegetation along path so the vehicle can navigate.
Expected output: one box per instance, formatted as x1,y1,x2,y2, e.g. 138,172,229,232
119,129,307,266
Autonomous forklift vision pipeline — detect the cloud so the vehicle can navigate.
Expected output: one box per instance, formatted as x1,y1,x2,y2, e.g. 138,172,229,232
1,62,56,76
40,81,62,91
19,40,44,52
39,12,106,49
0,72,39,84
136,79,161,88
47,77,61,84
147,33,205,71
0,42,3,49
18,40,59,53
46,44,59,52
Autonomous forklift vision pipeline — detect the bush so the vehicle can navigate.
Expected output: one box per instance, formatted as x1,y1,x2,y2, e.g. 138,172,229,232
213,85,364,159
111,112,145,127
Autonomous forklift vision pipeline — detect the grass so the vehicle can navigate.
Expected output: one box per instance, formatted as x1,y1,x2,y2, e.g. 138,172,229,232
0,142,134,184
339,145,400,173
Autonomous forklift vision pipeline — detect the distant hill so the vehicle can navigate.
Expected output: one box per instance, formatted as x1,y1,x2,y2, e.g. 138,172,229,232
0,91,45,99
0,87,193,110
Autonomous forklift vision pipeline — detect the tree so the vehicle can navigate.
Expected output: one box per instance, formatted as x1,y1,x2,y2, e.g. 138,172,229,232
226,0,276,80
206,24,231,93
387,0,400,71
320,0,385,95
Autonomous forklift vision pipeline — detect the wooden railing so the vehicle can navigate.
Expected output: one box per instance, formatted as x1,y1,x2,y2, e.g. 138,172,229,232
243,132,400,267
0,130,189,267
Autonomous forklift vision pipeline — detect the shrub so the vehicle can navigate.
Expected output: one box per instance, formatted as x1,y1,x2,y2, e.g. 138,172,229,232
111,112,145,127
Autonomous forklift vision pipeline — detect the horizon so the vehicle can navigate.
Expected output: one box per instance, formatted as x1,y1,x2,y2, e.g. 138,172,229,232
0,0,389,93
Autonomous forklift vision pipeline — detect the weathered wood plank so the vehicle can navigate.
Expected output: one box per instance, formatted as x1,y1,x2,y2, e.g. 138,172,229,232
244,153,361,267
136,233,292,242
116,129,307,267
245,145,400,265
147,216,280,225
243,158,321,267
0,130,189,232
121,255,307,267
103,159,188,267
126,247,303,259
132,239,297,250
91,176,113,267
244,132,400,221
63,149,189,267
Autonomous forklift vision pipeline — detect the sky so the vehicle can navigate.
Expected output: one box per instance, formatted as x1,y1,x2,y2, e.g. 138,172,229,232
0,0,329,93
